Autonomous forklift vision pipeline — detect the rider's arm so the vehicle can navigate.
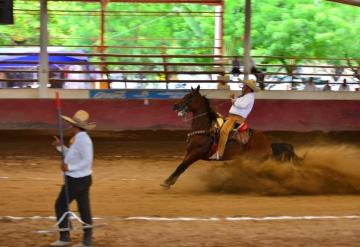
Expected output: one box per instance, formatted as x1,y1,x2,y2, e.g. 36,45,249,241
56,145,69,155
232,94,251,109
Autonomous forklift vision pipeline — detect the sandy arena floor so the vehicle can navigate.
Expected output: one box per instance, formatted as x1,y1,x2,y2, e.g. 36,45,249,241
0,130,360,247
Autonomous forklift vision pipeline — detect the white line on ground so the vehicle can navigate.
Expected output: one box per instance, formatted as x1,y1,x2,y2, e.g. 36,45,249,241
0,176,56,181
1,215,359,222
123,216,360,221
110,155,183,159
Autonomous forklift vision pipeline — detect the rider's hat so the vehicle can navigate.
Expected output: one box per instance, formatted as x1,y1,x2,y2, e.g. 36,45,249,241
61,110,96,130
244,79,260,92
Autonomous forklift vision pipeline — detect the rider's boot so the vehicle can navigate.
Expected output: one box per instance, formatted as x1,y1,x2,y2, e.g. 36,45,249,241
209,151,220,160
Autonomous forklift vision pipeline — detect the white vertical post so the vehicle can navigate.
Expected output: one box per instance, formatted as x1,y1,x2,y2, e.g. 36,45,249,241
243,0,251,81
214,5,223,58
214,4,227,88
39,0,49,98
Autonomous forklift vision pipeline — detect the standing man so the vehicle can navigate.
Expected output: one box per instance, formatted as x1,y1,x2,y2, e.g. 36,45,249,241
210,80,259,160
303,77,316,91
50,110,96,247
338,79,350,91
322,80,332,91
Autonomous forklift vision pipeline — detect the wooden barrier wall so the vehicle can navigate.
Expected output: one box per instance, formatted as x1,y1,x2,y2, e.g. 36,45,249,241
0,98,359,131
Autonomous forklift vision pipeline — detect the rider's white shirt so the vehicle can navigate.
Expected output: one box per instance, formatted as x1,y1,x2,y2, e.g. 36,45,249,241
57,131,93,178
229,92,255,118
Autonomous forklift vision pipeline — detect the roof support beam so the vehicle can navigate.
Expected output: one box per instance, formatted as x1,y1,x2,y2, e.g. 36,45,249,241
39,0,49,98
243,0,251,81
213,3,223,57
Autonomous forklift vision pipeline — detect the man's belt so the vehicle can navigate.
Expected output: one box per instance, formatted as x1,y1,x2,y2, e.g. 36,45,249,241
227,114,245,122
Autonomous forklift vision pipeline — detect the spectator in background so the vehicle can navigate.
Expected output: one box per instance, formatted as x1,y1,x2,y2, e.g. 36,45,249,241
322,80,332,91
63,65,93,89
231,56,241,79
49,71,63,89
139,72,147,81
338,79,350,92
303,77,316,91
0,72,5,88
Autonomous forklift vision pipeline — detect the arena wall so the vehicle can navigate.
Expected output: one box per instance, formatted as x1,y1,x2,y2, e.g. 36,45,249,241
0,89,359,131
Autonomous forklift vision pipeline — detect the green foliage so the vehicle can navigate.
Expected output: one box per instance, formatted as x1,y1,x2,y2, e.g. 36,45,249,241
250,0,360,63
0,0,359,64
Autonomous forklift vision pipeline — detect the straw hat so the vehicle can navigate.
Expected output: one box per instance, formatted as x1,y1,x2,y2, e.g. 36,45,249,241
243,79,260,92
61,110,96,130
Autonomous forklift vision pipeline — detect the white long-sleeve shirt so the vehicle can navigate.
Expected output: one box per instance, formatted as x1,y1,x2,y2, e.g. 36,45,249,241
57,131,94,178
228,92,255,118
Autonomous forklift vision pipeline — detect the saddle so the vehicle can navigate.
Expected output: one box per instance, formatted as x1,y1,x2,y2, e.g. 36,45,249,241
212,116,251,145
230,122,251,145
208,115,251,158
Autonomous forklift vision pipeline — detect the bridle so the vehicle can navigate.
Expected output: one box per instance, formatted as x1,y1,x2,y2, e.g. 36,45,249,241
174,92,228,142
174,93,195,117
174,92,231,124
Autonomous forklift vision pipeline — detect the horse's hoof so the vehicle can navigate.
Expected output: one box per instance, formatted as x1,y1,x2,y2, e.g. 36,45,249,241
160,183,170,190
160,182,171,190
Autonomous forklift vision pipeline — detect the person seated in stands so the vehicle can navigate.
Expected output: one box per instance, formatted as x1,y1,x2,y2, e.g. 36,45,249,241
0,72,5,88
231,56,241,79
303,77,316,91
49,71,63,89
338,79,350,92
322,80,332,91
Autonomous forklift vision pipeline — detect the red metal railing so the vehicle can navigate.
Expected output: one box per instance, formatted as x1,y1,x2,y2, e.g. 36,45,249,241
0,52,359,90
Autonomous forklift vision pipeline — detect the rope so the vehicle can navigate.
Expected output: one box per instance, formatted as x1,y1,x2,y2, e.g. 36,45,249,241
55,93,72,231
182,99,230,123
36,211,106,234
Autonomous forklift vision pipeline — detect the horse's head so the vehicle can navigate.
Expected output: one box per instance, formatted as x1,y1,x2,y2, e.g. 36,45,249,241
173,85,203,117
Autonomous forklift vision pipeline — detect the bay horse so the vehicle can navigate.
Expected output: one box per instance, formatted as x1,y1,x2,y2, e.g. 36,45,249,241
160,85,273,189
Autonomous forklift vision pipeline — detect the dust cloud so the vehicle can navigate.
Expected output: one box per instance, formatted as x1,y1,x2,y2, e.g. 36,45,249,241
202,145,360,195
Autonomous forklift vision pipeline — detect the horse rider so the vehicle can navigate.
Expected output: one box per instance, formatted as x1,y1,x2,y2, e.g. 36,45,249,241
50,110,96,247
210,80,259,160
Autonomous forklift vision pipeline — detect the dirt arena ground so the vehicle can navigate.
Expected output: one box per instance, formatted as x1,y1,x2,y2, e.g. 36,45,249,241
0,130,360,247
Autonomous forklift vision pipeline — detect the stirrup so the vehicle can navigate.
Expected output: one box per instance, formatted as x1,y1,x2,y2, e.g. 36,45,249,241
36,211,106,234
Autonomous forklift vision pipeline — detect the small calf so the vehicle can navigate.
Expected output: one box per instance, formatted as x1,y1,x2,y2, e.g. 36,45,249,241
271,142,303,164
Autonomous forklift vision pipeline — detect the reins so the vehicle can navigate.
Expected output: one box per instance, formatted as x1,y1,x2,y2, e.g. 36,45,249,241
182,99,230,123
184,96,230,142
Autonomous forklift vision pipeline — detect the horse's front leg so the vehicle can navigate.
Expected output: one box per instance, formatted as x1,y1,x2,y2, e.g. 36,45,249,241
160,152,201,189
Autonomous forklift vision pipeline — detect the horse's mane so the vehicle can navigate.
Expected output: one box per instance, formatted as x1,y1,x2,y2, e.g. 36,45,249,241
202,96,218,125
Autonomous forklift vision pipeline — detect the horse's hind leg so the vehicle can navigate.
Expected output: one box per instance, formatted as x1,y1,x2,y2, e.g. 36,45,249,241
161,156,198,189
